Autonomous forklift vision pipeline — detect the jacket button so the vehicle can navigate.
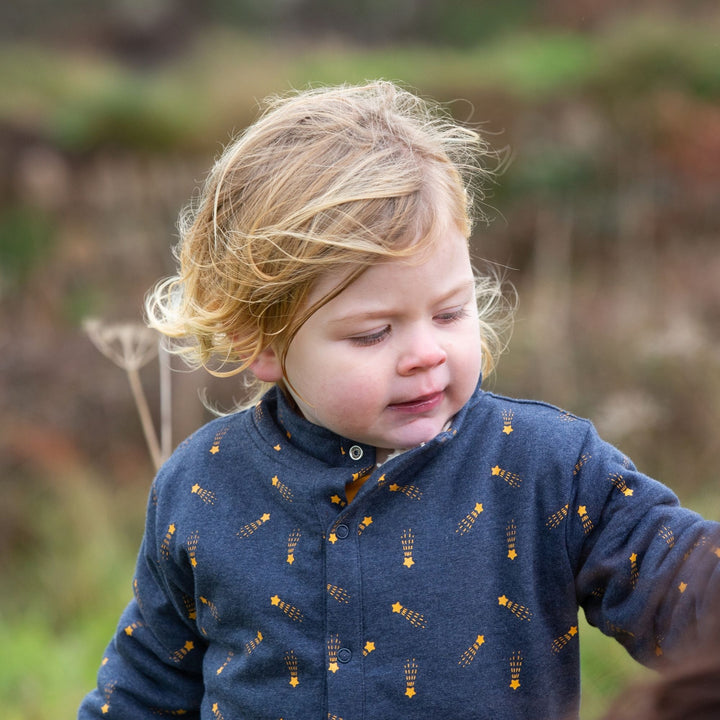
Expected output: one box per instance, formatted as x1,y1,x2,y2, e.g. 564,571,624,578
335,524,350,539
349,445,363,461
337,647,352,663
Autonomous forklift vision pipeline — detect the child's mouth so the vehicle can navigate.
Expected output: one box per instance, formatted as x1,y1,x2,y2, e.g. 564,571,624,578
389,391,444,414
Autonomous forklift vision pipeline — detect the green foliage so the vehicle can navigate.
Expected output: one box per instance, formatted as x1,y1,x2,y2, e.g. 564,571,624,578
1,15,718,153
50,74,203,152
0,206,54,289
0,44,203,152
579,615,652,720
503,147,599,197
469,32,598,97
0,471,144,719
0,610,121,720
415,0,537,46
593,18,720,100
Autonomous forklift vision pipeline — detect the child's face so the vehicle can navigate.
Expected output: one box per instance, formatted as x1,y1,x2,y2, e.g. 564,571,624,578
253,218,483,453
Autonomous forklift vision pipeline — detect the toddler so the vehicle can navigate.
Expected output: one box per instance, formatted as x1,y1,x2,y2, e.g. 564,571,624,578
79,81,720,720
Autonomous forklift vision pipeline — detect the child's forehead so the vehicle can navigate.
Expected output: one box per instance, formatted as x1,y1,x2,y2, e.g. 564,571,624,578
306,230,473,309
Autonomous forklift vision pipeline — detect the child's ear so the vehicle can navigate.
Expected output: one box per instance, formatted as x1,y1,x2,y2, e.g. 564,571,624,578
249,347,284,382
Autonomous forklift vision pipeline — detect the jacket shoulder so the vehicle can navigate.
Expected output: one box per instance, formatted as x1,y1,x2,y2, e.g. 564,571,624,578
153,409,253,493
474,391,594,445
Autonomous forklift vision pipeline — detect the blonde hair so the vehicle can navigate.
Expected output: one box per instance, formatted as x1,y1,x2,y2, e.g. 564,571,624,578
146,80,509,403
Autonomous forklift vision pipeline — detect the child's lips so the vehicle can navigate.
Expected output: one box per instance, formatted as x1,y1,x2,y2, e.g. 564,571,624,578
388,391,444,413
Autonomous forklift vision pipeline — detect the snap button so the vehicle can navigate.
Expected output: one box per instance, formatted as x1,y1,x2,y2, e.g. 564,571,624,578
349,445,363,461
335,524,350,539
337,647,352,663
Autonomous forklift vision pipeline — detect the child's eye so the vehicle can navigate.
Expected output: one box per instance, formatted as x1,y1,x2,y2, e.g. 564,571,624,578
435,307,469,323
349,326,391,346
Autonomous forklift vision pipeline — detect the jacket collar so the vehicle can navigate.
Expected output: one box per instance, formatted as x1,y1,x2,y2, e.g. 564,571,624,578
257,386,377,471
253,381,483,471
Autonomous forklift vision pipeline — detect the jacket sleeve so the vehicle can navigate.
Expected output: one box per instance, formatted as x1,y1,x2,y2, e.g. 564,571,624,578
78,474,206,719
569,423,720,665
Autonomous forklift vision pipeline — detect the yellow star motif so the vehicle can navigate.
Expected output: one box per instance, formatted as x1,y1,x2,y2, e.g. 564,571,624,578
101,704,110,714
210,445,220,454
403,557,415,568
629,553,637,563
363,516,373,526
287,554,295,565
475,634,485,645
191,484,200,493
191,557,197,567
329,662,339,673
392,602,403,613
509,679,521,690
678,581,687,593
577,505,587,516
389,483,400,492
364,641,375,654
405,688,416,698
124,625,134,636
569,626,578,637
271,595,280,606
261,513,271,522
502,425,514,435
491,465,501,475
168,523,176,533
328,533,337,544
624,488,634,497
289,676,299,687
212,704,218,712
272,476,279,486
330,494,343,505
184,640,194,651
507,549,517,560
498,595,508,606
273,444,281,451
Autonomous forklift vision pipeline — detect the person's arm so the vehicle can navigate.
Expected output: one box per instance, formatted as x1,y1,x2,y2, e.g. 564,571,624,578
78,477,206,719
570,425,720,664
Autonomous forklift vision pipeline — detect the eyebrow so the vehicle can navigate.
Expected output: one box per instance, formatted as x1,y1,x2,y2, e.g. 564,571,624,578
327,279,476,327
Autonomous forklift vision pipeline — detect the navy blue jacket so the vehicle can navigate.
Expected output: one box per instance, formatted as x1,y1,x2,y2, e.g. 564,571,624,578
79,385,720,719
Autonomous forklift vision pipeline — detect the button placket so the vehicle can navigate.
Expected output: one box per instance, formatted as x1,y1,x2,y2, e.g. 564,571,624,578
325,514,364,717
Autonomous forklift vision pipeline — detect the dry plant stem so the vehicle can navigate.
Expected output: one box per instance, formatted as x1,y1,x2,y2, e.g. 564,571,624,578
84,319,164,470
159,341,172,464
127,365,162,471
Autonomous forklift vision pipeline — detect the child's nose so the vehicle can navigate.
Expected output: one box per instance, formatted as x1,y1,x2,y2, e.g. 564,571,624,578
397,331,447,375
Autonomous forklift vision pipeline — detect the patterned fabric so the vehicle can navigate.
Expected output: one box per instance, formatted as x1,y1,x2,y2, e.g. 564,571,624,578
79,385,720,720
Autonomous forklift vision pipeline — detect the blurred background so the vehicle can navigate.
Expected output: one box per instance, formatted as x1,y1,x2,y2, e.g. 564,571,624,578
1,1,719,718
